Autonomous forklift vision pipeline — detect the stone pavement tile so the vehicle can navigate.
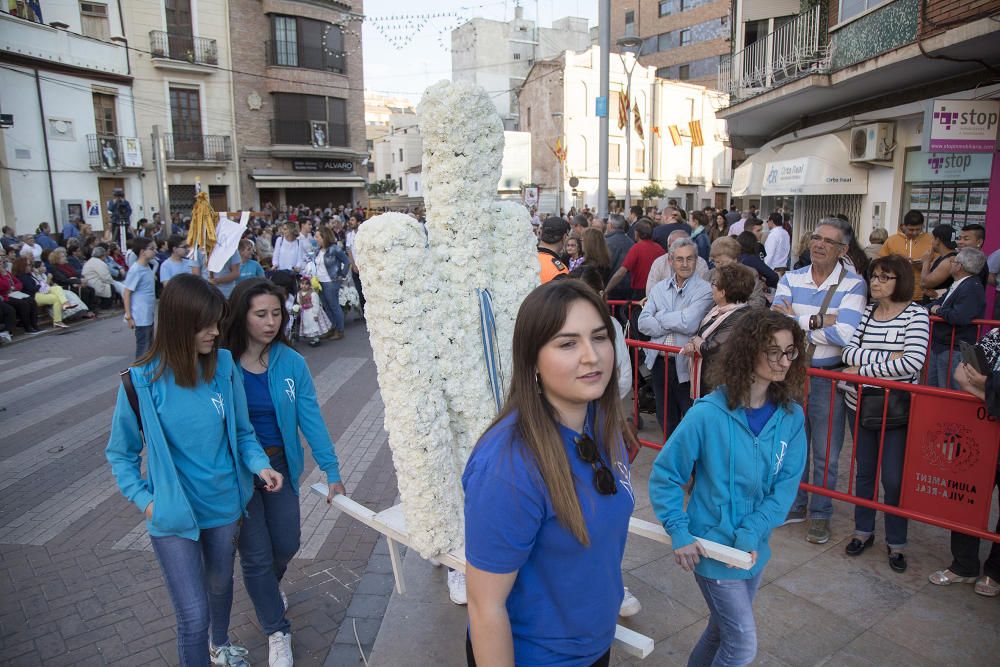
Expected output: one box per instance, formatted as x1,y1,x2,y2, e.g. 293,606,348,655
825,628,939,667
368,599,467,667
616,572,704,643
629,554,709,616
771,546,914,629
621,530,671,572
333,617,381,647
752,583,865,666
614,618,707,667
868,586,1000,665
324,642,370,666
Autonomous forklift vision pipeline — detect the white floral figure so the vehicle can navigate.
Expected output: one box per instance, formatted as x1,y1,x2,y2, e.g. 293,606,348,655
355,80,540,557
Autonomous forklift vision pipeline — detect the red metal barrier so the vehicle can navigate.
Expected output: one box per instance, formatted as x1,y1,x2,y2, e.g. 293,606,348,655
925,315,1000,387
620,336,1000,544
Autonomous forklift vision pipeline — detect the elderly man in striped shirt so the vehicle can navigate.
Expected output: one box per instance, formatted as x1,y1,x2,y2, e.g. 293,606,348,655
772,217,868,545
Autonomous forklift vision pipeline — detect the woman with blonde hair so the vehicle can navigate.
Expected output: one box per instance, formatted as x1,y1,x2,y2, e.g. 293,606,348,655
464,280,633,666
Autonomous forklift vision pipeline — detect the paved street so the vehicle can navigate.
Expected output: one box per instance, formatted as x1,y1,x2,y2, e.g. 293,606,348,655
3,314,1000,666
0,314,397,666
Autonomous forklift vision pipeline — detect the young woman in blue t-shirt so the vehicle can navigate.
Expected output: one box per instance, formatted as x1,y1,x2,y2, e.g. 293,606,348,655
106,274,284,667
220,278,346,667
649,310,808,666
463,280,634,667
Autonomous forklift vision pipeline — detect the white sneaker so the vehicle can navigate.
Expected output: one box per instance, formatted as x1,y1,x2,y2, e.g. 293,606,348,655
268,631,293,667
447,569,467,605
280,589,288,612
619,587,641,617
210,643,251,667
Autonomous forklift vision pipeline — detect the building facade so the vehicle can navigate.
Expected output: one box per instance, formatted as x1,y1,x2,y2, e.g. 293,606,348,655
229,0,367,211
719,0,1000,280
518,46,732,215
610,0,731,88
119,0,240,219
451,6,591,130
0,3,140,235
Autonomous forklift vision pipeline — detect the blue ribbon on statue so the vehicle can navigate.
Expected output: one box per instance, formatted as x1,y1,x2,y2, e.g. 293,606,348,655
477,288,504,415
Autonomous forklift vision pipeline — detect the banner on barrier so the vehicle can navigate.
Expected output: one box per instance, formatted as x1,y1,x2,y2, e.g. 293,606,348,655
900,393,1000,530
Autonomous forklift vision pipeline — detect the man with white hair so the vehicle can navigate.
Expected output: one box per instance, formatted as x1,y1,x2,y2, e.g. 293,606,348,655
928,247,987,388
638,237,713,440
645,229,710,294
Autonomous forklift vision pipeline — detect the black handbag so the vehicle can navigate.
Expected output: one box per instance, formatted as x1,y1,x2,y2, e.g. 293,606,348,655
854,308,911,431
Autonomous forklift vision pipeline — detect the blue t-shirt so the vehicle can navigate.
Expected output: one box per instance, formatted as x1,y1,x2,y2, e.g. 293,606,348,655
152,372,242,529
241,367,283,447
745,401,778,436
123,263,156,326
159,257,196,284
462,410,634,666
238,259,265,283
214,252,241,298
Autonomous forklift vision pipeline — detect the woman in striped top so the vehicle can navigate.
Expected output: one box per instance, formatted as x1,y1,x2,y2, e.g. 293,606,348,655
840,254,929,574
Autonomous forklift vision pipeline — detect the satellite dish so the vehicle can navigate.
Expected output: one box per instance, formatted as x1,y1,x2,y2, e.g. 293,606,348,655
568,176,579,188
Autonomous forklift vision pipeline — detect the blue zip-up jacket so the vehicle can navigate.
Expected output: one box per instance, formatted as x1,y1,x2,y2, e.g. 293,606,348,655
105,349,272,541
236,342,342,490
648,387,806,579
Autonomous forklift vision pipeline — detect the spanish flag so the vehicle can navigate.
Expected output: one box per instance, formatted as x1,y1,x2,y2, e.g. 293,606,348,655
689,120,704,147
618,88,629,130
668,125,682,146
633,101,644,140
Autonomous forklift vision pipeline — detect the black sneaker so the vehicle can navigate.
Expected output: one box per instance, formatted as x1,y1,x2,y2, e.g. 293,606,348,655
845,535,874,557
888,548,907,573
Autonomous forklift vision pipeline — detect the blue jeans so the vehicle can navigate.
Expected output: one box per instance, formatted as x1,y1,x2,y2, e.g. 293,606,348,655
238,451,300,635
690,571,763,667
793,375,846,519
151,520,241,665
847,409,908,549
135,324,153,359
319,280,344,333
928,347,960,389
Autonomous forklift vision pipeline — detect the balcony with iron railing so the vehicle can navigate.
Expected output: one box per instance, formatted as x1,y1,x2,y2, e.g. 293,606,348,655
1,9,128,76
265,40,345,74
718,5,832,101
149,31,218,68
87,134,143,170
269,119,349,148
161,134,232,162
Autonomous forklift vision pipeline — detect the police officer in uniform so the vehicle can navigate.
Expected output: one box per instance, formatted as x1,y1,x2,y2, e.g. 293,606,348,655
537,217,570,283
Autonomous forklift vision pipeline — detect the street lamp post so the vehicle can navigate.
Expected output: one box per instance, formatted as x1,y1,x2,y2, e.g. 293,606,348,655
552,111,563,216
616,36,642,214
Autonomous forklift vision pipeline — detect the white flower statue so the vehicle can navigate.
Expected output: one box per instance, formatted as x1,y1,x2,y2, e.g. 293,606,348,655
354,80,540,558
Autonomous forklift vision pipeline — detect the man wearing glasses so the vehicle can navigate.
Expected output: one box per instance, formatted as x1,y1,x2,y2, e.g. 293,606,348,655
772,218,867,545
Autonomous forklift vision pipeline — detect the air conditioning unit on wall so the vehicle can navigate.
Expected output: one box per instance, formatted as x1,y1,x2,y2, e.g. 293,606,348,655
850,123,894,162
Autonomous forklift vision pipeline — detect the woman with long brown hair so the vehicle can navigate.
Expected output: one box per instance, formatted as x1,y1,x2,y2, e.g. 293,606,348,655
463,280,634,667
649,310,807,667
575,226,613,285
106,274,283,667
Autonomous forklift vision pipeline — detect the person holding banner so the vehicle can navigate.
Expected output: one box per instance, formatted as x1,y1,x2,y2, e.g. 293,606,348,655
649,310,807,667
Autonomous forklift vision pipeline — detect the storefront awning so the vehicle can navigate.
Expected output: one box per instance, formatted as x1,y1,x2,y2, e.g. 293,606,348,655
761,134,868,196
249,174,366,189
730,147,779,197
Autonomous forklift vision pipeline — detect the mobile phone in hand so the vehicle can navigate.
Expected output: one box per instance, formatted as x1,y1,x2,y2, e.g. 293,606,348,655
960,341,987,375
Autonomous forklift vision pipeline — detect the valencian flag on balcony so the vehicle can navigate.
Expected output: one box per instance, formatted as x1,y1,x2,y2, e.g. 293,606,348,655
668,125,682,146
633,101,644,140
689,120,704,147
617,88,629,130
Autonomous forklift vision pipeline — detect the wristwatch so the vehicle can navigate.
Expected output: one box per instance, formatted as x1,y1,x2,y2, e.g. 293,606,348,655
809,314,821,330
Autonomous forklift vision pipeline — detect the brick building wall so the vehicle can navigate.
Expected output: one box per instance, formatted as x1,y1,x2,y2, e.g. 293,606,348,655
920,0,1000,36
229,0,367,209
609,0,730,87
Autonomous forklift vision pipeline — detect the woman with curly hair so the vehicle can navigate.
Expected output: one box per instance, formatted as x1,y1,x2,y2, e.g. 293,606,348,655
649,309,808,666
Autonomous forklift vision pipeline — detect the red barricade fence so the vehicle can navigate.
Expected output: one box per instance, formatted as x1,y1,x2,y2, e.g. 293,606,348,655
609,300,1000,544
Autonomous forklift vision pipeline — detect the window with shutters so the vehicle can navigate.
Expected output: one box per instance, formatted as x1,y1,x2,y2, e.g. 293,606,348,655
272,93,349,146
80,2,110,40
610,144,621,172
270,15,345,74
92,92,117,136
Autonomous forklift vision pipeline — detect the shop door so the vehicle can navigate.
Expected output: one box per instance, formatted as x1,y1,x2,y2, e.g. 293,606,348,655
169,87,203,159
98,177,124,228
165,0,193,59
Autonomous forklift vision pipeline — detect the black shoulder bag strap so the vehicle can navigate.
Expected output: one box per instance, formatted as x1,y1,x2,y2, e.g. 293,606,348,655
119,369,143,436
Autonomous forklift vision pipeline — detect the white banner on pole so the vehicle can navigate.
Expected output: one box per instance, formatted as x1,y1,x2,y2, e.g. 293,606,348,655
208,211,249,273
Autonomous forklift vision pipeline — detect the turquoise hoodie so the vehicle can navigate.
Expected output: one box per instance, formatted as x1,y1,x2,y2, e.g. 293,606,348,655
105,349,272,541
235,342,342,490
648,387,807,580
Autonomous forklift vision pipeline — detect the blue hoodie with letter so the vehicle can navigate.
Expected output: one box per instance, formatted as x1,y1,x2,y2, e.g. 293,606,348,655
649,387,807,579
